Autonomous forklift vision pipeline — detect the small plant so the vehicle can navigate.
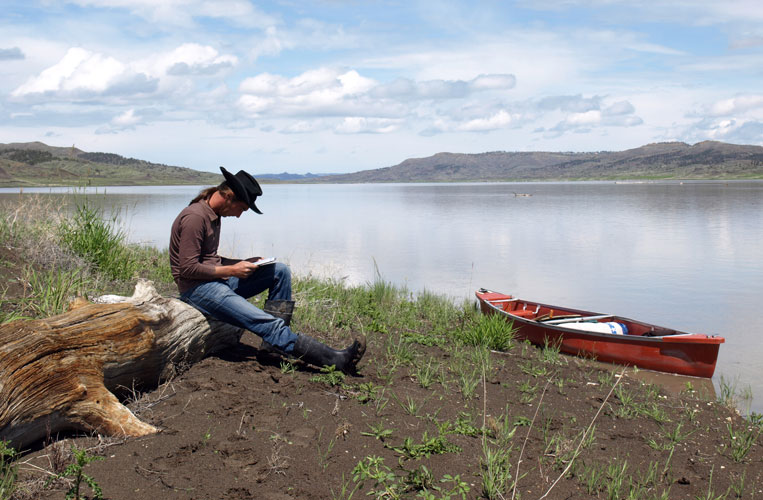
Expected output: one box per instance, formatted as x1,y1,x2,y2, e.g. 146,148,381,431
354,382,382,404
440,474,471,500
385,337,415,367
310,365,346,387
280,360,297,374
519,360,548,378
201,427,212,446
729,470,746,498
361,422,394,441
578,461,605,495
696,465,726,500
649,422,692,451
597,370,614,386
613,385,638,418
513,415,532,427
539,336,565,365
404,465,437,493
456,367,480,399
414,358,439,389
331,473,361,500
316,428,337,471
352,456,399,498
49,445,104,500
518,379,538,403
0,441,18,500
389,431,461,460
641,402,670,424
392,393,423,416
604,460,628,500
481,443,512,500
448,413,482,438
727,422,759,462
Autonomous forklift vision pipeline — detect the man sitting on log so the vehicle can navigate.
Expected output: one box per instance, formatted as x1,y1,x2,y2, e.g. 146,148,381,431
169,167,365,373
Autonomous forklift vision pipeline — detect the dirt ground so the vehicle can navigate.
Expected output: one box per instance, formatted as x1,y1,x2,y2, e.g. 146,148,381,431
2,249,762,500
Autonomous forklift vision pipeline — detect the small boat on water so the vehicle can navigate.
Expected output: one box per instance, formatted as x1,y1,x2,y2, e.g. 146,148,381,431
475,289,725,378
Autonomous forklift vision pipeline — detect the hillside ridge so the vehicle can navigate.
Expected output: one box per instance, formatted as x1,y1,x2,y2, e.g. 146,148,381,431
2,140,762,186
318,140,763,182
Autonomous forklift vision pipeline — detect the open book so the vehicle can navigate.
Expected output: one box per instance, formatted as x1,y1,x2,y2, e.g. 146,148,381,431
254,257,277,266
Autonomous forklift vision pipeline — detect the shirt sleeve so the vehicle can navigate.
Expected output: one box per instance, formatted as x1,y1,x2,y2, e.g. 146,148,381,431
174,212,219,281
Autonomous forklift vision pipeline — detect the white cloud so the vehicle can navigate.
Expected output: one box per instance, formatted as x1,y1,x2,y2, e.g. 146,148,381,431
542,96,643,136
113,108,141,127
11,43,237,105
335,117,402,134
457,110,519,132
237,68,517,127
237,68,378,117
709,95,763,116
567,110,602,126
11,48,133,97
160,44,238,76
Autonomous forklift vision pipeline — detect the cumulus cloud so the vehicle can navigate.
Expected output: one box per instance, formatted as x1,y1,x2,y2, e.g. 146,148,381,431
0,47,24,60
11,48,144,99
236,68,518,135
540,95,643,136
238,68,377,118
10,42,237,124
457,110,519,132
708,94,763,116
159,43,238,76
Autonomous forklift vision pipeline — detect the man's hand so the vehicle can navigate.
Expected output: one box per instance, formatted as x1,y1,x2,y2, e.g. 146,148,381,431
227,260,259,278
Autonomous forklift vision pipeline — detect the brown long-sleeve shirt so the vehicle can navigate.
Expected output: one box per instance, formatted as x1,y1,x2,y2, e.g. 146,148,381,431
169,201,224,293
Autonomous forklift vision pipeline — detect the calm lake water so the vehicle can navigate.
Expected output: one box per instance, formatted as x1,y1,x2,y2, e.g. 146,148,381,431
3,181,762,412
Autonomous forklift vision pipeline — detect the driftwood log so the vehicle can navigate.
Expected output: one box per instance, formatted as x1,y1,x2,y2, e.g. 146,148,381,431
0,280,243,450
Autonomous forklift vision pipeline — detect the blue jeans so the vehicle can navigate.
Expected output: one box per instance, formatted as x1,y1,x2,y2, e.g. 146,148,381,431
180,262,298,352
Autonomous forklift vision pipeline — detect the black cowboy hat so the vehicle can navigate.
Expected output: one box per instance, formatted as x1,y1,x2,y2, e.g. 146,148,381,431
220,166,263,214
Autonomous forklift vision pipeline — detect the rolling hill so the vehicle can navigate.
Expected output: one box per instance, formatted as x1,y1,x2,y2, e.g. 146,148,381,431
0,142,223,187
2,140,762,187
317,141,763,182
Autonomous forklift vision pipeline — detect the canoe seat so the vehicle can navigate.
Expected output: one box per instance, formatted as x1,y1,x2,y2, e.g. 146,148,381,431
510,309,537,319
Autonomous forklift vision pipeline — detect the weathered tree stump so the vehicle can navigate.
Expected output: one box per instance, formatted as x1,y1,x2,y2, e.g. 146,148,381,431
0,280,242,450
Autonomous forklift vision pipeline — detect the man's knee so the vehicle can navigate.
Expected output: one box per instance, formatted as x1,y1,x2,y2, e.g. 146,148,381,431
274,262,291,280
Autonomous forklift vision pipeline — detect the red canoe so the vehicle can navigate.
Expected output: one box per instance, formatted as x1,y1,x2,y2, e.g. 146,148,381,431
475,289,725,378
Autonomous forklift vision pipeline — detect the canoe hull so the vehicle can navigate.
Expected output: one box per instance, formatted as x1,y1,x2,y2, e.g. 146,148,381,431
476,290,724,378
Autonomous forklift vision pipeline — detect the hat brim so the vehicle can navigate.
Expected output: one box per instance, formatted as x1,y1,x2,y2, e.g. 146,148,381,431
220,166,263,214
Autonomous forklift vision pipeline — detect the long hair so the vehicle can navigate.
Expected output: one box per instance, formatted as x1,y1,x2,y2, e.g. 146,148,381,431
189,182,234,205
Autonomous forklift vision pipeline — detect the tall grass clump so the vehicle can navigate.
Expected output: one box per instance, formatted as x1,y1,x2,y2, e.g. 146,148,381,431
23,267,88,317
455,312,516,351
59,202,138,281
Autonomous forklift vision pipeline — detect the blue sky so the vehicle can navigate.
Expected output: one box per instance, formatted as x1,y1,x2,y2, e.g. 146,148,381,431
2,1,762,174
